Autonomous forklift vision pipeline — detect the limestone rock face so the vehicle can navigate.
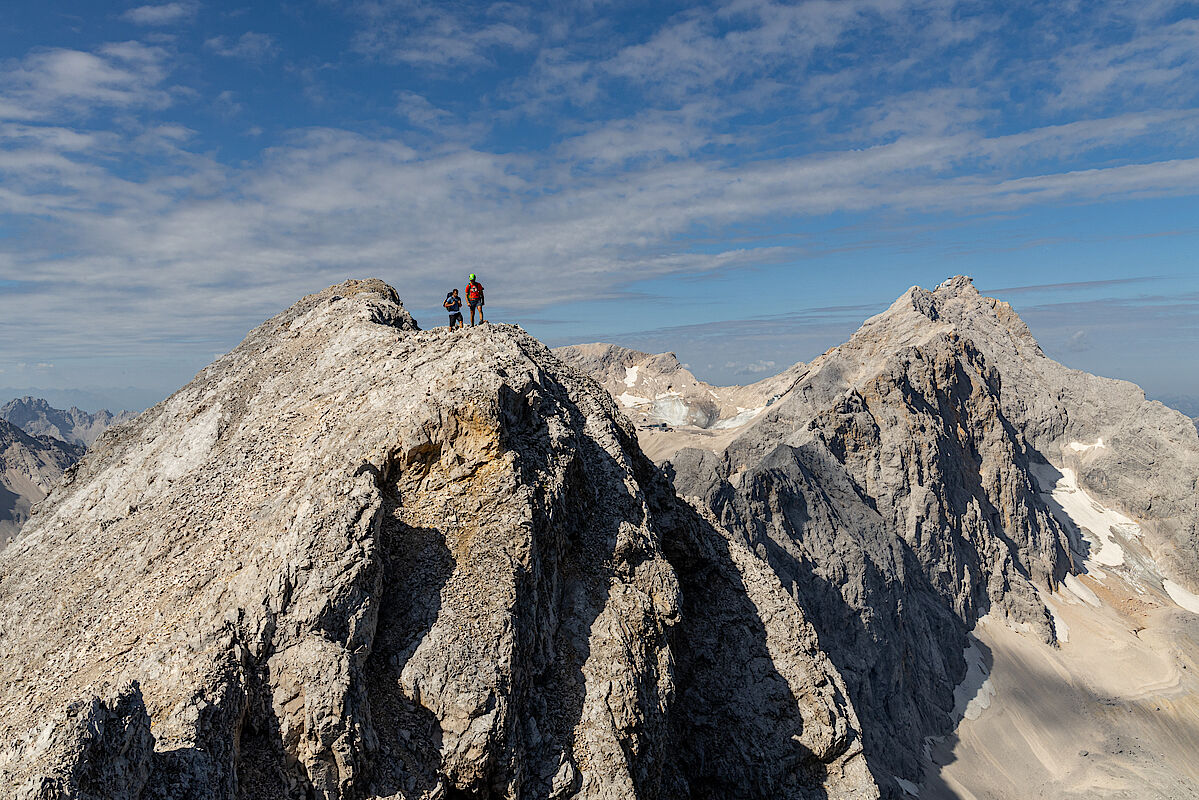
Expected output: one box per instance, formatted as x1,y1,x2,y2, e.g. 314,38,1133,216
1,681,155,800
0,419,83,545
661,277,1199,796
0,279,877,800
1,397,137,449
669,286,1074,793
914,277,1199,592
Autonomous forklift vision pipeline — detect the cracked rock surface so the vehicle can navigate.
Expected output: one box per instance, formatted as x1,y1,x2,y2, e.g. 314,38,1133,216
0,279,877,800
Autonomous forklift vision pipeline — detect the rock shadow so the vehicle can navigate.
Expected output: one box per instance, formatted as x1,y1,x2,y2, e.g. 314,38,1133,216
663,508,836,798
363,509,455,798
672,441,968,797
639,449,838,799
496,380,641,798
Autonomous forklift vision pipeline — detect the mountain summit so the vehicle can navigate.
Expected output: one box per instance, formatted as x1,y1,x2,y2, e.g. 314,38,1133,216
572,275,1199,797
0,280,876,799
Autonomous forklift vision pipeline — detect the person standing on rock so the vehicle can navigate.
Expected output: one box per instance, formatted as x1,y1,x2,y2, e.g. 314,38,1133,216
444,288,464,330
466,274,485,326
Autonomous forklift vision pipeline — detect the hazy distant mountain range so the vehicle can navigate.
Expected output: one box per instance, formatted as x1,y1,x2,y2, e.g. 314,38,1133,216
0,398,134,546
0,397,136,448
0,387,155,415
0,419,82,545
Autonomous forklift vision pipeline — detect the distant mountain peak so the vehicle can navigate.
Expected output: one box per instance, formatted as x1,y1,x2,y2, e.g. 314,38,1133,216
1,396,137,449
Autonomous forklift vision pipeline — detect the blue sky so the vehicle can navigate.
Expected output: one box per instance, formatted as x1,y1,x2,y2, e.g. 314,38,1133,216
1,0,1197,412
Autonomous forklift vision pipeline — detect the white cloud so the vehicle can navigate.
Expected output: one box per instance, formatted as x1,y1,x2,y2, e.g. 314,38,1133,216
5,108,1197,378
205,32,278,61
213,89,242,116
0,42,172,119
121,2,198,26
1064,330,1091,352
728,359,777,374
352,0,537,66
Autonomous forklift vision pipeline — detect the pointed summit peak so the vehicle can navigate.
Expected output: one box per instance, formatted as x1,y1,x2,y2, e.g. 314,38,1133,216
934,275,978,296
285,278,420,332
887,276,979,323
876,284,939,324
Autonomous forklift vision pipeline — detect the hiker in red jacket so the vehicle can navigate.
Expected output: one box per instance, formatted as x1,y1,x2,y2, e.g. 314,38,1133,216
466,274,485,326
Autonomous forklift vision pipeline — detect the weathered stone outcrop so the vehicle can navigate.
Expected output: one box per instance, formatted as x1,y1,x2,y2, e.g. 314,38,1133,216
0,279,877,799
1,681,154,800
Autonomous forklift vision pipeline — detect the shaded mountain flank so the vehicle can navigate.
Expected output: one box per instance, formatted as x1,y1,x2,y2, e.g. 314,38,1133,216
1,396,136,449
0,280,876,800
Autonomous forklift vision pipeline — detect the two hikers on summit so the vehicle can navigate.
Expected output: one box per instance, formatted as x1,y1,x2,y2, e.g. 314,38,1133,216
444,275,485,330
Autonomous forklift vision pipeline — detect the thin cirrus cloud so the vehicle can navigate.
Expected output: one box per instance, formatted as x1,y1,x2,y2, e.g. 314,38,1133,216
121,2,198,27
204,33,279,61
351,1,537,66
0,0,1197,402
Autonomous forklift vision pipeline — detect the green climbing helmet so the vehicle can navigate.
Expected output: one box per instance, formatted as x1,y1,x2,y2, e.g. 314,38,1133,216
469,273,476,281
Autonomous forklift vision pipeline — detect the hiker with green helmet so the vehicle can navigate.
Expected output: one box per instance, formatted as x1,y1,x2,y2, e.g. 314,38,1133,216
465,274,485,326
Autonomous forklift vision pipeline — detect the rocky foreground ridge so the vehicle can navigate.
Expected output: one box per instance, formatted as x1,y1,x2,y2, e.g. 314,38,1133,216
0,280,877,800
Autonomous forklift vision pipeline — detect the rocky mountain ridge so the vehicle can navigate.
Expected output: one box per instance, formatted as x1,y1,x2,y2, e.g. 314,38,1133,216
0,280,877,799
1,396,136,448
4,276,1196,800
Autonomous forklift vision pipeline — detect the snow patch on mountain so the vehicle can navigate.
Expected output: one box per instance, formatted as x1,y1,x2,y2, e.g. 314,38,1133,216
711,406,764,429
616,392,650,408
952,634,995,722
1163,580,1199,614
1030,461,1137,568
1062,574,1102,607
